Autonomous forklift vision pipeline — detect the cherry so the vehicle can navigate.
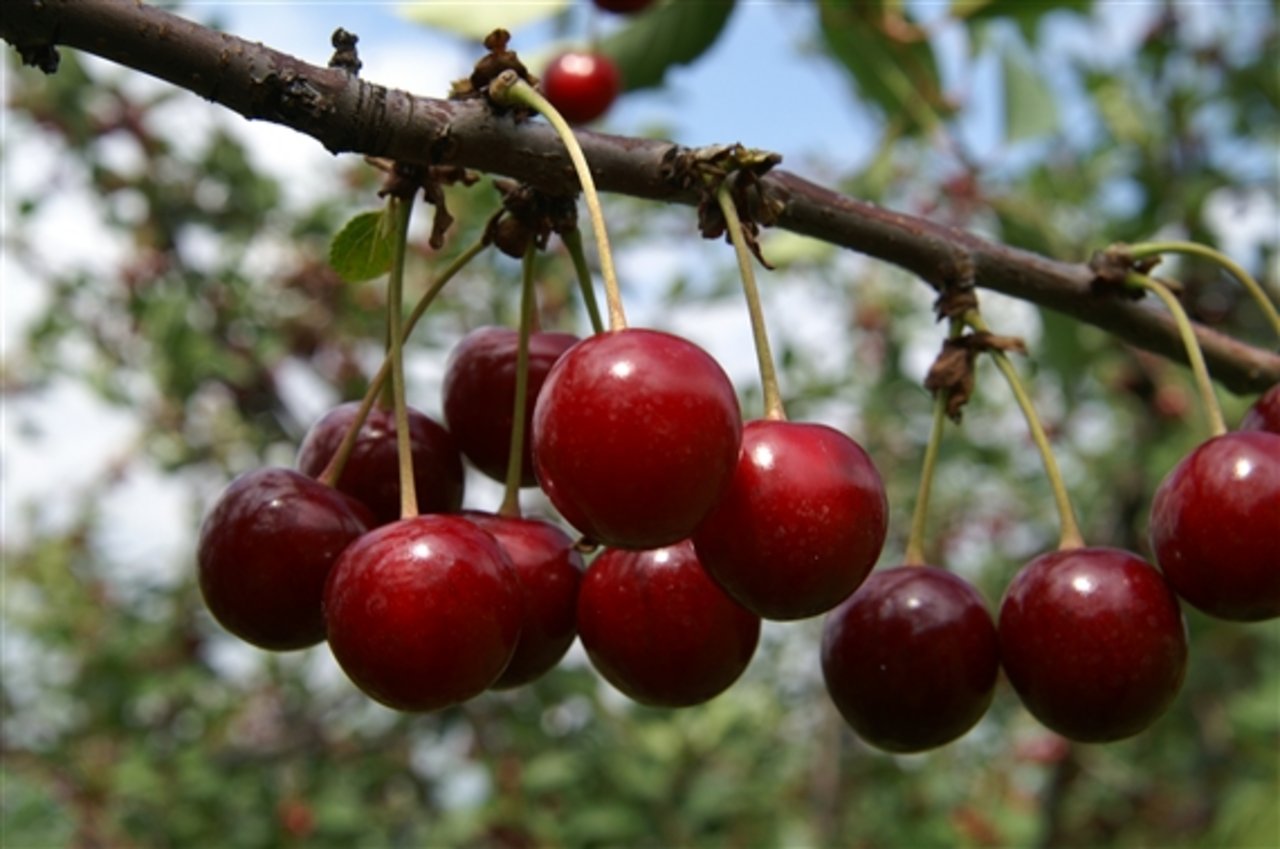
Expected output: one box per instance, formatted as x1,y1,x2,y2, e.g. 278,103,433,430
1149,430,1280,621
693,420,888,620
442,326,578,487
196,467,373,651
998,547,1188,743
541,51,621,125
593,0,657,13
532,328,743,549
576,540,760,707
296,401,464,525
1239,383,1280,433
820,566,999,753
323,514,524,712
465,512,584,689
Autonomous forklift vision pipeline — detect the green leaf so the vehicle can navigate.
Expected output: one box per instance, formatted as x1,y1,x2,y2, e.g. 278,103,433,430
1000,45,1058,141
598,0,737,92
396,1,571,41
329,209,395,283
956,0,1094,41
816,1,951,135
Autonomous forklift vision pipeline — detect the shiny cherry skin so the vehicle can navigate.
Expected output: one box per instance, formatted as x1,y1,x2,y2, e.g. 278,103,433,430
532,328,742,549
541,51,621,125
1240,383,1280,433
576,540,760,707
324,514,523,712
443,327,578,487
594,0,657,13
821,566,999,753
465,512,585,689
297,401,464,525
999,547,1188,743
1149,430,1280,621
197,467,373,651
693,420,888,620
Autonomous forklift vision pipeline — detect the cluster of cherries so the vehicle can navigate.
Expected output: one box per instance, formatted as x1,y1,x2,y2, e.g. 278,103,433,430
539,0,658,125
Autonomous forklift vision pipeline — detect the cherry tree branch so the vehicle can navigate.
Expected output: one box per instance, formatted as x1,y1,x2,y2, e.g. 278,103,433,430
4,0,1278,393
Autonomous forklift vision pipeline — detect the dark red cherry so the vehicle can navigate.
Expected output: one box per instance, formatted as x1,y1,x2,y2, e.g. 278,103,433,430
465,512,584,689
197,467,373,651
999,547,1188,743
532,328,742,549
593,0,657,13
821,566,999,753
541,51,621,125
1240,383,1280,433
296,401,464,525
324,514,523,712
693,420,888,620
576,540,760,707
443,327,578,487
1149,430,1280,621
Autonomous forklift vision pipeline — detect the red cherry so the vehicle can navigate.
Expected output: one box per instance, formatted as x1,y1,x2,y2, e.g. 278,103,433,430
197,467,373,651
1240,383,1280,433
1149,430,1280,621
576,540,760,707
532,328,743,549
821,566,999,753
443,327,578,487
593,0,657,13
693,420,888,620
296,401,464,525
465,512,585,689
324,514,524,712
541,51,621,125
999,547,1188,743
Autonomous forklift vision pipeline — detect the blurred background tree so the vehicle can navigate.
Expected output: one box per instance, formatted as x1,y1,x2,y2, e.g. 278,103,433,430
2,2,1277,847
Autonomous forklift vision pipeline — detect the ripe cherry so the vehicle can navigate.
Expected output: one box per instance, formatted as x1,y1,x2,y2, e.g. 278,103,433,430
693,420,888,620
324,514,524,712
821,566,999,753
197,467,373,651
576,540,760,707
1149,430,1280,621
541,51,621,125
1239,383,1280,433
296,401,464,525
999,547,1188,743
532,328,742,549
443,327,578,487
593,0,657,13
465,512,584,689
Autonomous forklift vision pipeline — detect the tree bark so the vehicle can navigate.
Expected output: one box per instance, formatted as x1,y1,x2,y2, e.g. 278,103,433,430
4,0,1278,393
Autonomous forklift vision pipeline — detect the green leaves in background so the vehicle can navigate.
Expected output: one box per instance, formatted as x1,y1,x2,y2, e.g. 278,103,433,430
957,0,1094,41
1000,44,1058,142
396,0,571,41
329,208,394,283
600,1,737,92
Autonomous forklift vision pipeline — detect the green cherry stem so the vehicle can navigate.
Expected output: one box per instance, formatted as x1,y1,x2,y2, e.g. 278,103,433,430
903,318,964,566
499,243,540,518
715,175,786,421
490,71,626,331
1125,271,1228,437
561,226,606,334
317,236,489,490
1126,240,1280,339
964,310,1084,551
385,196,419,519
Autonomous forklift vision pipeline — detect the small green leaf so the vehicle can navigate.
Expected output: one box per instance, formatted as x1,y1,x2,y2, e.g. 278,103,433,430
1001,46,1058,141
329,209,395,283
397,1,571,41
956,0,1094,41
599,1,737,92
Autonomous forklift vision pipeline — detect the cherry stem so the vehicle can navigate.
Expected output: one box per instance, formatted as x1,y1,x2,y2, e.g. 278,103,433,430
490,72,626,331
385,196,419,519
964,310,1084,551
1126,240,1280,340
903,318,964,566
499,244,540,518
1125,272,1228,437
561,226,606,334
317,236,489,489
715,175,786,421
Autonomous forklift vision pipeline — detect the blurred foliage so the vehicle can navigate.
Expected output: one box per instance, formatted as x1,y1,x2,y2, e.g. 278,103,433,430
3,2,1278,848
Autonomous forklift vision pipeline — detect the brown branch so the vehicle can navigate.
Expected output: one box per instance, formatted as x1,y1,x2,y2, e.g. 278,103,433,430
4,0,1278,393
